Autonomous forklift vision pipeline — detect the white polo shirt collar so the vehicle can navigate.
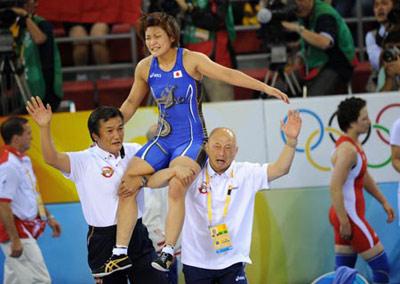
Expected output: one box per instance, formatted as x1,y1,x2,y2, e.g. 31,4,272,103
92,144,122,164
206,160,235,179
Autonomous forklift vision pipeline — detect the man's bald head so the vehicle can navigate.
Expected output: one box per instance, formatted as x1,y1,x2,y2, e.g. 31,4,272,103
206,127,238,174
208,127,237,144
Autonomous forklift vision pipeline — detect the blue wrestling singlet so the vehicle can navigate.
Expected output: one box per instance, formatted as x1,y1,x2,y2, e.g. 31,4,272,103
136,48,208,171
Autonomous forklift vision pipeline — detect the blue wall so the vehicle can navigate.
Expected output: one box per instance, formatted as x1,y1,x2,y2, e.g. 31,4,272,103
0,203,93,283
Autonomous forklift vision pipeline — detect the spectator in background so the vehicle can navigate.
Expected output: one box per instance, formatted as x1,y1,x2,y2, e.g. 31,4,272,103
11,0,63,111
177,0,237,102
282,0,355,96
365,0,393,71
365,0,394,91
0,116,61,283
63,22,111,80
378,30,400,91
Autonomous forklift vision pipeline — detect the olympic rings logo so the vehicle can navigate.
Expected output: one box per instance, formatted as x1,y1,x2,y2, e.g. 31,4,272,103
280,104,400,172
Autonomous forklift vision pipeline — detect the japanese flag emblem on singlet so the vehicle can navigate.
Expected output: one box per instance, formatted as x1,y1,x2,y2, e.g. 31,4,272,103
173,70,182,78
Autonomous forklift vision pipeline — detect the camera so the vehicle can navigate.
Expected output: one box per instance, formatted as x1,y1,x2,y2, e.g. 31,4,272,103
0,0,26,27
0,0,32,116
382,46,399,63
0,0,26,53
0,7,18,29
256,0,298,45
256,0,299,66
0,9,18,54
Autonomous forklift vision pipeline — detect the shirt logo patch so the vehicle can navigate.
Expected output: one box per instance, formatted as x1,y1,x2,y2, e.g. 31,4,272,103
101,166,114,178
235,275,246,282
198,182,210,194
173,70,182,78
150,73,162,78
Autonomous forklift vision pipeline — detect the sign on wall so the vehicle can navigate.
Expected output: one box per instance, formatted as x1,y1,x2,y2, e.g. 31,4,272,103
265,93,399,188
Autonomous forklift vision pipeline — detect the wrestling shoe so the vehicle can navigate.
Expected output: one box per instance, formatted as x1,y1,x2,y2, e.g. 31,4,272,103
92,254,132,277
151,251,174,272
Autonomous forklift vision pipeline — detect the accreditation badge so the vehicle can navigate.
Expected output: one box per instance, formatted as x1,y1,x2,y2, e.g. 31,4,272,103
209,223,233,254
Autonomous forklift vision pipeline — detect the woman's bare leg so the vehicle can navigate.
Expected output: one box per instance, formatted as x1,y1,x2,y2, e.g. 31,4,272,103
152,156,200,271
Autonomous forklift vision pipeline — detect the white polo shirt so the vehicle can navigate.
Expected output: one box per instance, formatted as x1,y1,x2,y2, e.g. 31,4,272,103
390,118,400,225
181,160,269,270
365,25,386,71
65,143,144,227
391,117,400,149
0,150,38,221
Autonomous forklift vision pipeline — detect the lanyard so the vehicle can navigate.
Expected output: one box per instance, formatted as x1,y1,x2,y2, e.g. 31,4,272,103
23,165,47,221
205,167,235,226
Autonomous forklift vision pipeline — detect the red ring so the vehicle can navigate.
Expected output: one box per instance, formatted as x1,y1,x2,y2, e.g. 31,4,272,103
375,103,400,145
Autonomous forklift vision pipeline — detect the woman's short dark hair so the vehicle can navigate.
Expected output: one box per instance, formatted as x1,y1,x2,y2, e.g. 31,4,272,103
337,97,367,132
0,116,28,145
87,106,124,141
138,12,180,48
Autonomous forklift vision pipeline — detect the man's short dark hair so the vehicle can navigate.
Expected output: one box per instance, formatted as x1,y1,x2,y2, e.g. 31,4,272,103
87,106,124,141
337,97,367,132
0,116,28,145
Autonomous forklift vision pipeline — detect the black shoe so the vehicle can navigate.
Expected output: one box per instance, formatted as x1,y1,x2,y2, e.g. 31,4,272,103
151,251,174,272
92,254,132,277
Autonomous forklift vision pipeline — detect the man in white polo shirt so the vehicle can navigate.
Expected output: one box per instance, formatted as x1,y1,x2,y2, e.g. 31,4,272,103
0,116,61,284
181,110,302,283
390,117,400,225
26,96,177,283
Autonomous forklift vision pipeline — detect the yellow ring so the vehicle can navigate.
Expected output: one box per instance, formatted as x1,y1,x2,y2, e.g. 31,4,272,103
305,127,343,172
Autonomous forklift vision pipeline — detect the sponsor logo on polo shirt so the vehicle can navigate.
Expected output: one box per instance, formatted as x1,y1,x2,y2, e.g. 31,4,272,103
198,181,209,194
101,166,114,178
